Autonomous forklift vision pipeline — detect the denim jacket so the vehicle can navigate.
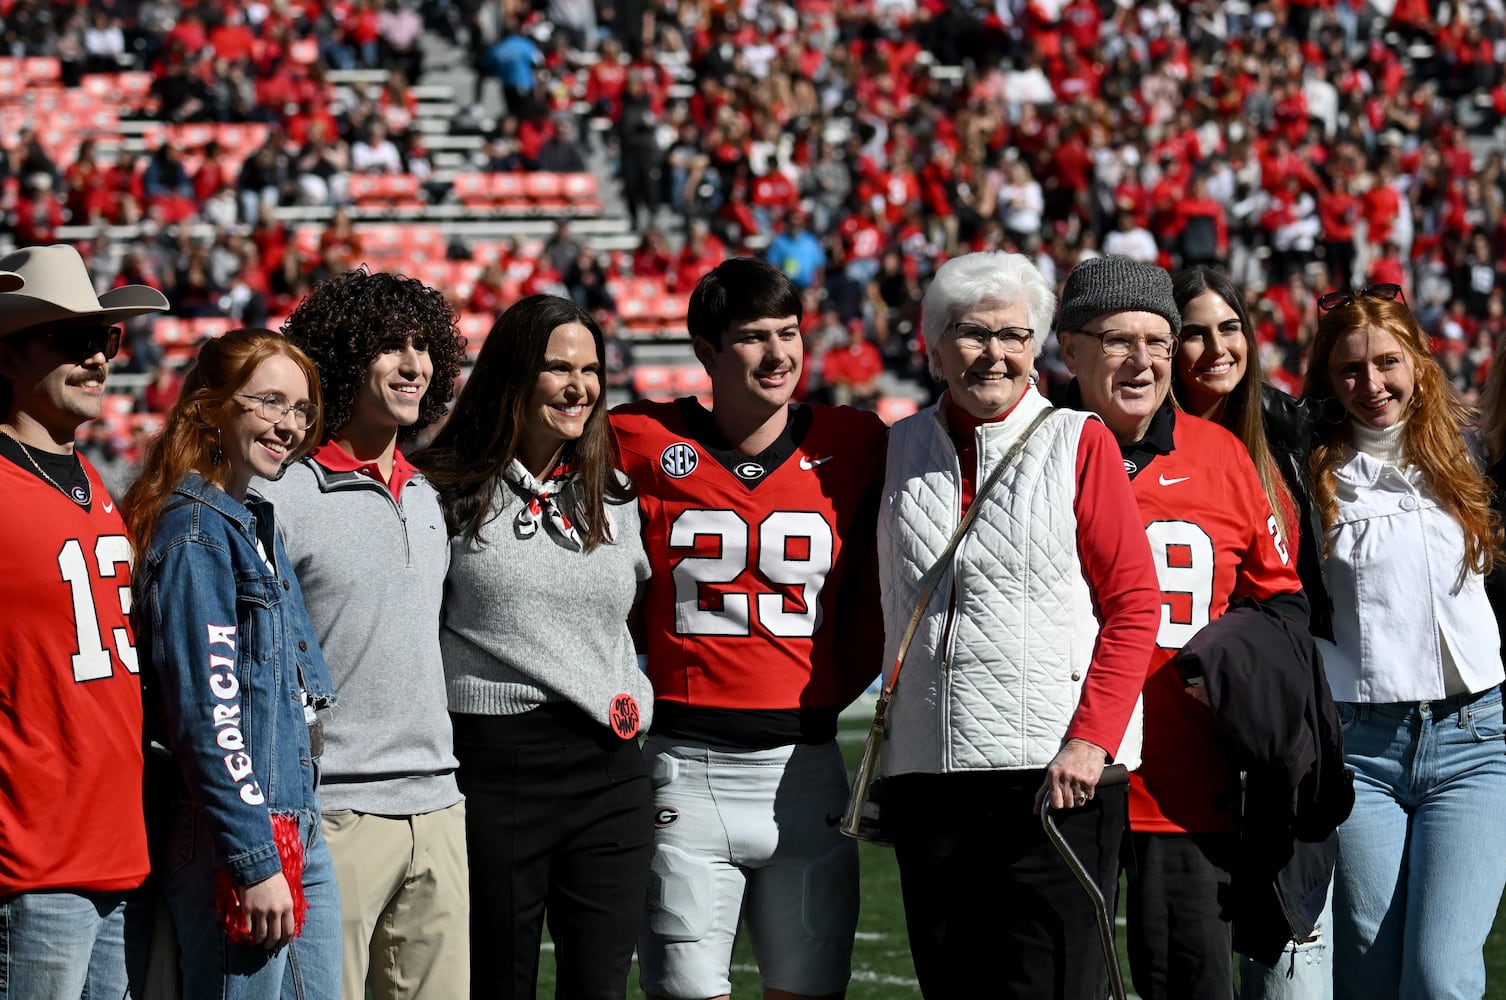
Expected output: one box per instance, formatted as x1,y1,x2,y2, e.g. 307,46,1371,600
137,474,334,887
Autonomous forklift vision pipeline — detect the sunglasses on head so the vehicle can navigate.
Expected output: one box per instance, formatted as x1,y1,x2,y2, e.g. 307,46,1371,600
1316,283,1404,313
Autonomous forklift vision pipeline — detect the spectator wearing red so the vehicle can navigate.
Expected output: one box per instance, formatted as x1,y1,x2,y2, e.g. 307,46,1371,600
1369,242,1409,297
468,264,510,315
13,177,65,245
674,221,726,294
1361,163,1403,253
751,167,800,234
1319,174,1360,288
63,139,112,225
631,229,674,279
1169,173,1229,268
585,38,629,120
822,319,884,408
208,9,256,63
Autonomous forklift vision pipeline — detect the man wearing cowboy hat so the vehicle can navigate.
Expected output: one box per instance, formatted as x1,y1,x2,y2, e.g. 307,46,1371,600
0,243,168,997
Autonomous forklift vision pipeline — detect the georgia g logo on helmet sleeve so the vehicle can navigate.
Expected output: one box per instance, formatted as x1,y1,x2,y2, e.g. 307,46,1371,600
660,442,698,479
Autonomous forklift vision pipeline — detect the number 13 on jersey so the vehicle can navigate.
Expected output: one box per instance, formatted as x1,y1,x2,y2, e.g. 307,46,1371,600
670,508,835,639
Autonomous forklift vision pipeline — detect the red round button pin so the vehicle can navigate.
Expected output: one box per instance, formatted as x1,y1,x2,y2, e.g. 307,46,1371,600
609,693,640,739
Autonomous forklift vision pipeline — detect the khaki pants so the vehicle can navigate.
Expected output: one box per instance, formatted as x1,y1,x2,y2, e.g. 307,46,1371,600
322,802,469,1000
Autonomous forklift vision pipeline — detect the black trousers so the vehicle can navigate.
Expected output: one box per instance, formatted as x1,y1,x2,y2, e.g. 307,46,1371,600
1125,831,1238,1000
454,706,654,1000
887,770,1127,1000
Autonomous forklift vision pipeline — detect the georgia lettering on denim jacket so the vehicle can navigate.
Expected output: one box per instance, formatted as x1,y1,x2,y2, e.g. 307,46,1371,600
206,622,265,806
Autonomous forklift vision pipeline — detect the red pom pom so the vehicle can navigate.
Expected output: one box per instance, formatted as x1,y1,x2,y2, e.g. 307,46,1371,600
215,813,308,946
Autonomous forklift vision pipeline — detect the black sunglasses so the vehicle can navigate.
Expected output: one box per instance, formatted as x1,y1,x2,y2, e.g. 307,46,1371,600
19,319,123,361
1316,283,1405,313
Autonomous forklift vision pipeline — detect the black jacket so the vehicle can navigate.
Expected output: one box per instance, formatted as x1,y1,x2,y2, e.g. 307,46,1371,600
1260,386,1335,641
1487,454,1506,631
1176,592,1355,966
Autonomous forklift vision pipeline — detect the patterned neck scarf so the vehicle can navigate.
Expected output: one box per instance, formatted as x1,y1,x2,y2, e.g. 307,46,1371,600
505,457,583,550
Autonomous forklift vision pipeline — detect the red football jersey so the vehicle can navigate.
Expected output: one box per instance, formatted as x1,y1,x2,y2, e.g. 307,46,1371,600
0,454,149,893
611,400,887,711
1128,414,1302,834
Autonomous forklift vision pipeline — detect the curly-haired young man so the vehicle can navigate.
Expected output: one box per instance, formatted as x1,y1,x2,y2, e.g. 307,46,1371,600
255,268,469,1000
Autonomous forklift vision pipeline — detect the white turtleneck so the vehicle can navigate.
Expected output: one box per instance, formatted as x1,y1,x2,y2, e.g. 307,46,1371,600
1349,418,1407,468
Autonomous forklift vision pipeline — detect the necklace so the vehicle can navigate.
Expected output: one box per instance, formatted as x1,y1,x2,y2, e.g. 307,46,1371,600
0,428,91,507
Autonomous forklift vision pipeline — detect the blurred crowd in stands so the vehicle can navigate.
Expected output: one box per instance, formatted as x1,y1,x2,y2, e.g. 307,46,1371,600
2,0,1505,460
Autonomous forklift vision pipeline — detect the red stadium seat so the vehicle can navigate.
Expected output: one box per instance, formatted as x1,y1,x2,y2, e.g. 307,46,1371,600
876,396,920,426
22,57,60,83
452,172,491,207
490,172,528,210
457,312,493,358
632,365,675,400
522,172,566,213
559,172,602,214
673,365,712,398
654,291,690,326
616,293,657,334
102,394,136,420
188,318,233,342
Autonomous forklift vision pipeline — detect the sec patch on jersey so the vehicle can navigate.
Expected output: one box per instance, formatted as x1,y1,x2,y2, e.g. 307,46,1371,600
660,442,698,479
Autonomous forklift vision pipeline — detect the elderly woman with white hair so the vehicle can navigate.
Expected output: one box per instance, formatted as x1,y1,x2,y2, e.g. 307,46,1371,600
876,251,1162,999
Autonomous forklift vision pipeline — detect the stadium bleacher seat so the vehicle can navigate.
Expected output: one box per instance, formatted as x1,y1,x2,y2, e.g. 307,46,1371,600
673,365,712,400
631,365,675,401
559,172,603,215
876,396,920,426
348,173,424,214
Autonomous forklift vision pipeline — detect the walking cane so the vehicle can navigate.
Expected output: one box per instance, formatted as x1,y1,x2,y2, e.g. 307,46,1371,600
1041,762,1131,1000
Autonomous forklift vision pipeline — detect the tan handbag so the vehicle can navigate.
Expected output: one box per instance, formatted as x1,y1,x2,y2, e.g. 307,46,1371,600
842,406,1056,844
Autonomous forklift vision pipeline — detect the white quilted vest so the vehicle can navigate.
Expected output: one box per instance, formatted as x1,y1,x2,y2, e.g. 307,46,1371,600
878,390,1144,776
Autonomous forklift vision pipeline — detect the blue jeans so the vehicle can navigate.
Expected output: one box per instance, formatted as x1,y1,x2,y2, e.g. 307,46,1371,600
1239,881,1332,1000
1332,686,1506,1000
0,890,141,999
163,805,341,1000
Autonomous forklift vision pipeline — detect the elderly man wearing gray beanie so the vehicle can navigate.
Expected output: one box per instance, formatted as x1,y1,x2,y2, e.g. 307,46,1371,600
1058,255,1310,1000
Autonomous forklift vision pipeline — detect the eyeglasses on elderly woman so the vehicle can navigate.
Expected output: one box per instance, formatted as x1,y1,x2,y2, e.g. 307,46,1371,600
1316,283,1405,313
947,322,1034,354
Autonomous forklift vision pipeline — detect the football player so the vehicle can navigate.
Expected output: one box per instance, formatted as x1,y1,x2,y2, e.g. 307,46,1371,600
0,244,167,996
1057,255,1307,1000
612,257,886,1000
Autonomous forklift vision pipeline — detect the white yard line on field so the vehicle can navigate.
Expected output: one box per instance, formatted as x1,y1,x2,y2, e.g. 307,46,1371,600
731,963,920,987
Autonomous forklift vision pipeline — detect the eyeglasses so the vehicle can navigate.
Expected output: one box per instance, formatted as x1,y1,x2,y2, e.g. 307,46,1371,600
947,322,1034,354
22,322,122,361
1316,283,1405,313
237,393,318,430
1069,329,1179,361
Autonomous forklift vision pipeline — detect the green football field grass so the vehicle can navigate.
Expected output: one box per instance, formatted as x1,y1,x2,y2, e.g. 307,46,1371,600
526,713,1506,998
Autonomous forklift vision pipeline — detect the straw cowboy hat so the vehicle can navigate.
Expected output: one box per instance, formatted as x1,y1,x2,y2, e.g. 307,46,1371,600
0,244,168,339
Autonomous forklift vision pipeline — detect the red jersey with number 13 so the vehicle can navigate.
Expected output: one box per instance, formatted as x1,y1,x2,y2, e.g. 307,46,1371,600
612,400,887,711
1129,413,1302,834
0,454,148,894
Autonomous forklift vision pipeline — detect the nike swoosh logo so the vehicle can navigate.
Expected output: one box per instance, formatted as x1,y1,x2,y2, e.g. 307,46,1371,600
1158,475,1190,487
800,456,834,470
102,500,114,513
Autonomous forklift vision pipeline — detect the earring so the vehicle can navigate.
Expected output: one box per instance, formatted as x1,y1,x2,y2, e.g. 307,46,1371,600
1321,397,1348,425
209,427,224,466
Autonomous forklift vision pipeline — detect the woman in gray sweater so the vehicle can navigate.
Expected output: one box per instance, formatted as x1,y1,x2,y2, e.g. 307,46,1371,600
415,295,654,1000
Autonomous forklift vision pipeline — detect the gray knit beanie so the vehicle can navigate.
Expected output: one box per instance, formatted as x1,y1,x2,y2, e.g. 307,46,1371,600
1056,256,1181,336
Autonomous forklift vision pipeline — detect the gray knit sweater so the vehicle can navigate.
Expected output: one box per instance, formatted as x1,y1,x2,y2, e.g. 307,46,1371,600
254,459,462,816
441,473,654,732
